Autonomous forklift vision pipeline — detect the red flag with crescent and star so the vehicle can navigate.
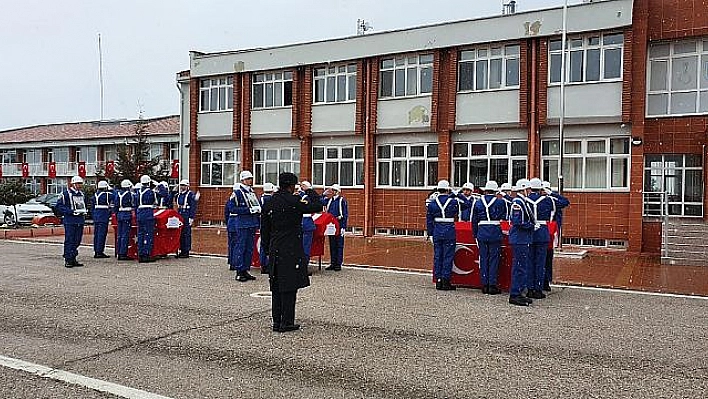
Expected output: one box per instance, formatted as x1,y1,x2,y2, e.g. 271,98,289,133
106,161,115,177
78,161,86,178
170,159,179,178
0,164,3,178
48,161,57,178
21,163,29,178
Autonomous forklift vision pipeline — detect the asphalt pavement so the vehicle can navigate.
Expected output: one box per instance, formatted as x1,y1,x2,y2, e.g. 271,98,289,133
1,240,707,399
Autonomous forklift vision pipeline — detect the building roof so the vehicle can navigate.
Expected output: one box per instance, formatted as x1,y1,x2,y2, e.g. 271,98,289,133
0,115,179,146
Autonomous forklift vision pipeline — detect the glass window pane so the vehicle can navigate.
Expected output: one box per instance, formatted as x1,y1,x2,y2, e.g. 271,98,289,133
340,162,354,186
427,161,438,186
274,82,283,107
313,147,325,160
549,40,563,52
489,58,502,89
611,158,628,187
253,84,264,108
471,144,487,156
506,58,519,86
265,162,278,185
378,145,390,159
224,164,235,186
337,75,347,102
672,56,698,90
564,158,583,188
218,87,226,110
491,143,507,156
284,81,293,106
406,67,417,95
392,160,406,186
570,50,584,82
453,160,468,187
211,163,223,186
356,162,364,185
586,49,601,81
675,41,697,54
460,50,475,61
684,170,702,202
420,66,433,93
587,140,606,154
603,33,624,45
685,204,703,216
201,164,211,185
380,71,393,97
649,43,670,58
327,148,338,159
427,144,438,158
313,163,324,185
325,162,339,186
604,48,622,79
647,93,669,115
543,159,559,188
408,160,425,186
378,162,390,185
565,141,582,154
266,149,278,160
490,159,509,183
671,92,697,114
699,91,708,113
476,61,488,90
505,45,520,56
381,59,394,69
453,143,468,158
201,151,210,162
342,148,354,159
393,146,407,157
213,151,223,161
685,154,702,167
355,146,364,159
459,62,475,91
512,160,527,184
210,88,218,111
469,159,488,187
650,60,668,91
265,83,274,107
280,148,291,160
410,145,424,157
326,76,336,102
550,53,562,83
348,75,357,101
701,55,708,89
610,138,629,154
542,140,560,156
511,141,528,156
394,69,406,97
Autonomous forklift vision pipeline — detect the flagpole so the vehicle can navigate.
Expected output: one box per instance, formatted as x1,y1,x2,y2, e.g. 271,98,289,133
558,0,568,249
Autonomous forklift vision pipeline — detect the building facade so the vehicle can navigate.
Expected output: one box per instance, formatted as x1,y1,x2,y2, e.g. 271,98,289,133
177,0,708,254
0,116,180,193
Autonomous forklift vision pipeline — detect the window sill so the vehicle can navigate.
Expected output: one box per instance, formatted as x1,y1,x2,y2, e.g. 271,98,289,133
645,111,708,118
560,188,630,193
378,93,432,101
197,109,233,114
457,87,520,94
252,106,293,111
547,79,622,87
374,186,437,191
312,101,356,107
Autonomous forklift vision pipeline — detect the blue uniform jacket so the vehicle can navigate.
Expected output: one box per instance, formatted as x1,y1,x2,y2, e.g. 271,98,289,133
92,190,113,224
134,188,157,222
509,196,534,245
525,192,555,243
459,195,477,222
323,195,348,230
548,192,570,227
156,185,172,208
225,184,260,231
113,189,134,222
300,192,317,232
260,194,273,207
502,194,514,220
471,194,507,241
426,193,472,240
56,188,87,225
175,190,197,219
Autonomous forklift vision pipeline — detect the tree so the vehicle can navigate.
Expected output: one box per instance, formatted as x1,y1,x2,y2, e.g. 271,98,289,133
0,179,36,227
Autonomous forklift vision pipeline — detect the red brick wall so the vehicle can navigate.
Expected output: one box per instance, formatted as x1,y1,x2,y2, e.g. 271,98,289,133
621,28,633,123
647,0,708,40
644,118,708,154
339,189,364,228
232,73,242,141
372,189,430,230
194,187,231,223
188,78,201,192
537,39,549,127
561,192,631,241
433,48,457,181
641,221,662,254
240,73,253,172
363,57,379,235
519,39,530,128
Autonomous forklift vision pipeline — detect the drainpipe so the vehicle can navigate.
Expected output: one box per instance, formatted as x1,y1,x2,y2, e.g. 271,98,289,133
363,60,372,237
530,39,537,177
176,82,184,181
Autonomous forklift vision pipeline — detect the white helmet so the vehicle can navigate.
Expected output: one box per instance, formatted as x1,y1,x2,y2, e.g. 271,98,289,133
159,181,169,188
436,180,451,190
134,182,143,190
239,170,254,181
97,180,109,189
179,179,189,186
121,179,133,189
542,181,552,189
529,178,543,190
500,183,513,191
140,175,151,184
482,180,499,192
514,178,530,191
263,182,275,193
70,176,84,184
461,182,475,191
330,184,341,193
300,181,312,190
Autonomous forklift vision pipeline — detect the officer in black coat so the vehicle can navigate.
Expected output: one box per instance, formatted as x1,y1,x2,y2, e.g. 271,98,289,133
261,172,323,333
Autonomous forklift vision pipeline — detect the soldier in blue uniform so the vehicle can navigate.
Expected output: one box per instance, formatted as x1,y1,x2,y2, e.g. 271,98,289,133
299,181,318,272
458,182,476,222
322,184,348,271
92,180,113,259
509,179,534,306
524,178,556,300
542,180,570,291
114,179,134,261
499,182,514,219
226,170,261,282
175,179,197,258
155,181,172,209
135,174,157,263
258,182,275,273
426,180,473,291
57,176,88,268
471,181,507,295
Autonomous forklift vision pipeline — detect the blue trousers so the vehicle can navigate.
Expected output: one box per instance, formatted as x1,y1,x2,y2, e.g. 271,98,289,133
93,222,108,255
116,219,131,256
545,248,554,285
137,219,154,257
529,243,548,291
302,230,314,266
328,235,344,267
510,244,530,297
229,227,256,272
63,223,84,262
433,237,455,280
179,222,192,255
478,239,501,286
259,234,268,269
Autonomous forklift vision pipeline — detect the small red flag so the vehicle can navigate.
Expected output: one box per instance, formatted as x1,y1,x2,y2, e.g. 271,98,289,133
78,161,86,178
106,161,115,177
21,163,29,178
48,161,57,178
170,159,179,178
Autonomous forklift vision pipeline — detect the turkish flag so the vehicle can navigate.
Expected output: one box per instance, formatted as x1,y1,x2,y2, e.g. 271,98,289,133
48,161,57,178
21,163,29,178
170,159,179,178
0,164,3,178
78,161,86,178
106,161,115,177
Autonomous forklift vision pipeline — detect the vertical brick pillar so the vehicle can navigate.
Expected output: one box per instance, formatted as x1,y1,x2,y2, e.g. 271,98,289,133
240,73,253,172
528,38,542,177
537,39,549,127
363,57,379,236
291,67,301,139
68,147,76,163
232,73,242,141
355,60,366,136
433,49,456,181
297,66,314,180
188,78,201,193
621,28,634,123
300,136,312,181
519,40,530,128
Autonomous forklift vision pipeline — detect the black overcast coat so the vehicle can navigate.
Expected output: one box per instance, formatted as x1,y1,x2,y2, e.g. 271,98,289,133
261,189,323,293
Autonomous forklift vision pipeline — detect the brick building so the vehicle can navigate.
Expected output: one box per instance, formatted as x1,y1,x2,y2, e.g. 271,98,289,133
0,116,180,194
176,0,708,255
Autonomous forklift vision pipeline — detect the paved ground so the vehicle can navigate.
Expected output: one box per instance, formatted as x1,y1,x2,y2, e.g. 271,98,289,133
1,240,707,399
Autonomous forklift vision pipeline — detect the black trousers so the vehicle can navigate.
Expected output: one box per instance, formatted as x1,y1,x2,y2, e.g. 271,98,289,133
272,289,297,327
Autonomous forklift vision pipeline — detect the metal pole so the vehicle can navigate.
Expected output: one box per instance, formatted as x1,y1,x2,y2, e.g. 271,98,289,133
98,33,105,121
558,0,568,249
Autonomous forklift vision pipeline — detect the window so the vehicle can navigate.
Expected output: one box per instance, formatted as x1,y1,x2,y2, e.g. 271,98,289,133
199,76,234,112
24,178,40,195
49,148,69,163
169,143,179,161
458,44,520,91
76,146,97,163
201,149,240,186
25,149,41,164
104,145,117,162
541,137,630,190
643,154,703,217
377,143,438,187
452,141,528,188
149,144,164,160
252,71,293,109
312,145,364,187
647,39,708,116
46,178,67,194
0,150,18,164
549,32,624,84
254,147,300,185
379,54,433,98
314,64,357,104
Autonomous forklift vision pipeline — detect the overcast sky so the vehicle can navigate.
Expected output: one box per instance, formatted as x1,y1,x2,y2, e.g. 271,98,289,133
0,0,569,131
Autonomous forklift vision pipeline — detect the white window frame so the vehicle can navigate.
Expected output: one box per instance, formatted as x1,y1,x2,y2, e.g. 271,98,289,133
169,143,179,161
643,154,703,217
49,148,69,163
252,71,293,109
312,145,364,188
0,150,18,164
451,141,528,188
541,137,631,191
199,76,234,112
103,145,117,162
646,39,708,117
458,44,520,92
376,143,438,188
76,146,98,163
253,147,300,186
46,178,67,195
314,64,357,104
379,54,434,99
549,32,624,85
200,149,240,187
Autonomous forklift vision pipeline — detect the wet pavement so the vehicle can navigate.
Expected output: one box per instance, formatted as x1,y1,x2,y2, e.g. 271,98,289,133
6,225,708,297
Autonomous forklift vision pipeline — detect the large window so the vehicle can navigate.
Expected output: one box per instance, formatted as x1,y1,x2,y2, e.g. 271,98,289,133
199,76,234,112
252,71,293,109
46,178,67,194
314,64,357,104
647,39,708,116
149,144,164,160
76,146,97,163
379,54,433,98
549,32,624,84
254,148,300,185
312,146,364,187
458,44,520,91
541,138,630,190
201,149,240,186
49,148,69,163
377,144,438,187
104,145,117,162
169,143,179,161
452,141,527,188
643,154,703,217
0,150,18,164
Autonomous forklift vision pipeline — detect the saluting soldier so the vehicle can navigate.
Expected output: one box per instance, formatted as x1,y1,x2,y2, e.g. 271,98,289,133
114,179,134,261
525,178,554,300
174,179,197,258
92,180,113,259
322,184,348,271
541,180,570,291
471,181,507,295
135,175,157,263
509,179,534,306
226,171,260,282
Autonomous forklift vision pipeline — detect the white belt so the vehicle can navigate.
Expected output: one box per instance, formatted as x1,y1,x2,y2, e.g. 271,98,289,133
478,220,501,225
302,214,312,218
229,213,239,217
536,220,548,225
434,217,455,223
94,205,110,209
118,207,133,212
179,206,190,210
138,205,154,209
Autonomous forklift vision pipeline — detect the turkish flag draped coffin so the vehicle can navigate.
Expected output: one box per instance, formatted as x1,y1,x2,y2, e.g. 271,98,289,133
111,209,184,259
309,212,340,257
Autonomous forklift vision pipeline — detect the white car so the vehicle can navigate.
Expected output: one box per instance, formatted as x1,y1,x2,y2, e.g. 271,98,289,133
0,203,56,225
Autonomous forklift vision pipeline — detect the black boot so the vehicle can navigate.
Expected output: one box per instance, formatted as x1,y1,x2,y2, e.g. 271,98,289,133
509,296,530,306
94,253,110,259
487,285,502,295
439,279,456,291
482,285,489,294
243,271,256,280
435,279,443,290
117,255,132,261
72,260,84,267
235,271,249,282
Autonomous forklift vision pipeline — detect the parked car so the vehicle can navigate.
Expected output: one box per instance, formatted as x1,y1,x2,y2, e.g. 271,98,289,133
0,202,56,225
28,193,62,217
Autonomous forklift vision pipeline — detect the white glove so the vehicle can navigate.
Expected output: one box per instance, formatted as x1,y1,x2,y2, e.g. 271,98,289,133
250,206,262,214
188,218,194,226
340,228,345,236
534,223,541,231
